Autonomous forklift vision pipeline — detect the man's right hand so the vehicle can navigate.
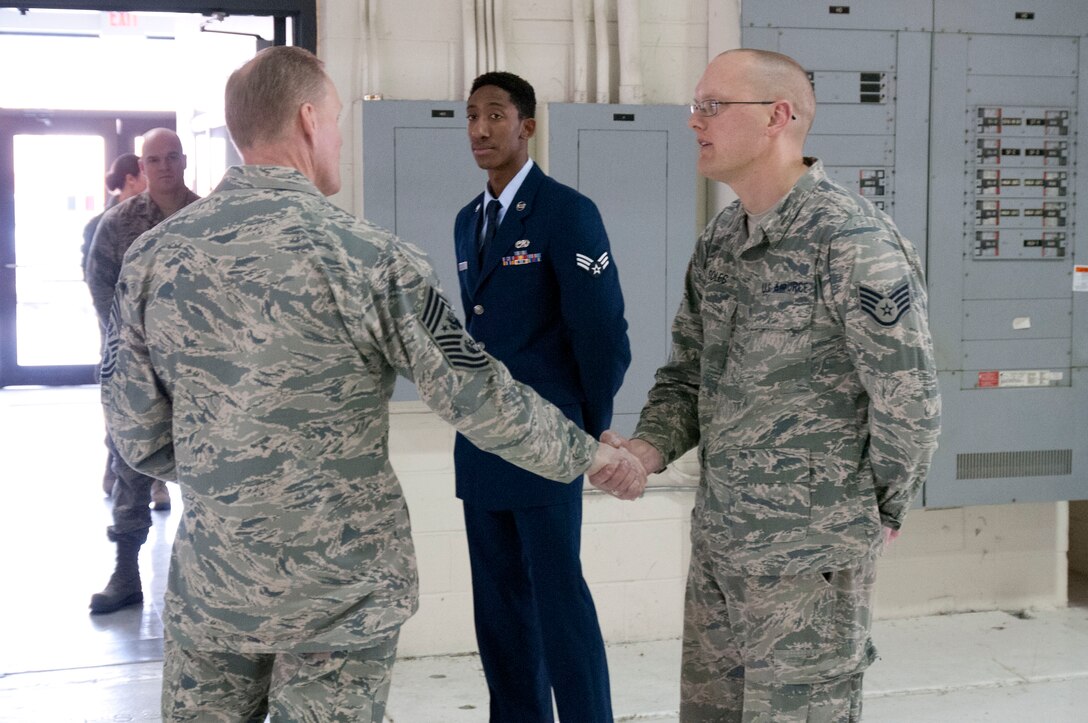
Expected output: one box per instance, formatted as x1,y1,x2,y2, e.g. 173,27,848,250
587,443,646,500
600,430,665,476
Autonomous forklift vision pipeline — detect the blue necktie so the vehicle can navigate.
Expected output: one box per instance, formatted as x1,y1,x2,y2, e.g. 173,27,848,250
478,199,501,262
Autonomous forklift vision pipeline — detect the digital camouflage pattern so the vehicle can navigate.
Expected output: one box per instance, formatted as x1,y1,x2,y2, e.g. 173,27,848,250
87,189,198,543
101,165,596,653
162,631,398,722
680,538,876,722
86,189,200,323
635,159,941,577
635,159,938,720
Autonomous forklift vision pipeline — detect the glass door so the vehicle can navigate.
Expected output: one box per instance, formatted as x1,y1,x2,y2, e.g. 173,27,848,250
0,112,172,386
0,5,298,387
14,132,103,371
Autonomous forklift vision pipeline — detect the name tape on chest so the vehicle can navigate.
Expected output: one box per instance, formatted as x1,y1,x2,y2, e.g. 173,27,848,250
762,280,814,295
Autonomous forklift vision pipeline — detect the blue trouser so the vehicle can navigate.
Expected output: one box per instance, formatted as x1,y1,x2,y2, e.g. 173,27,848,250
463,500,612,723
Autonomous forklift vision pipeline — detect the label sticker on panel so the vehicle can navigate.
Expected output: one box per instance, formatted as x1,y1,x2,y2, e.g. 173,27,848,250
977,370,1064,388
1074,265,1088,292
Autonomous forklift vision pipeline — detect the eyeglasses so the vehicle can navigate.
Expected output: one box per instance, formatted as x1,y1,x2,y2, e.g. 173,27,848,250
690,99,774,117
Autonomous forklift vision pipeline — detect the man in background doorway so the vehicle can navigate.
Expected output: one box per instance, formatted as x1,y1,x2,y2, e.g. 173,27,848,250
86,127,199,614
452,71,632,722
82,152,146,497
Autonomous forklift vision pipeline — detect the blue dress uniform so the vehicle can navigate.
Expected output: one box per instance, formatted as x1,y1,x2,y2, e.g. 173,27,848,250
454,160,631,721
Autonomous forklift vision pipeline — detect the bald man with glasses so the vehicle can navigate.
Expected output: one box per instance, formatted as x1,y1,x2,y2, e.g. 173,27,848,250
599,49,940,721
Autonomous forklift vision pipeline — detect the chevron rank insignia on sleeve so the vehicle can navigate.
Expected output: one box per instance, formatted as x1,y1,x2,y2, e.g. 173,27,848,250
576,251,610,276
421,286,489,370
99,295,121,380
859,281,911,327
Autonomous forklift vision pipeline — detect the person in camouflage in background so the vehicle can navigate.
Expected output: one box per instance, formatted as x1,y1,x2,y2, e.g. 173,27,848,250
86,128,199,614
601,49,941,721
100,46,645,722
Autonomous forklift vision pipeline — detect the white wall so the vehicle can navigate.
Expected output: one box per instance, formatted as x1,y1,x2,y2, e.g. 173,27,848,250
320,0,722,217
321,0,1071,657
388,407,1069,656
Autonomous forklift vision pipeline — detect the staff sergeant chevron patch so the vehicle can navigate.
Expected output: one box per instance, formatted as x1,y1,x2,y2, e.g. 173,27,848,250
100,296,121,380
859,281,911,327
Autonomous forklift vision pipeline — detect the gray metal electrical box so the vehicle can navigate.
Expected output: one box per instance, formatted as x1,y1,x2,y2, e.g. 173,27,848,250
360,100,477,317
548,104,696,434
926,2,1088,505
360,100,479,400
743,1,1088,505
743,1,931,249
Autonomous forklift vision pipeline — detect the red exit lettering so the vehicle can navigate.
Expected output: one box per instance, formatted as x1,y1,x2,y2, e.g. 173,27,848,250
108,12,139,28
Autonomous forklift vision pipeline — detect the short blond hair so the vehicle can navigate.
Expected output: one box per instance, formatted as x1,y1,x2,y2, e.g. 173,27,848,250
225,46,329,151
721,49,816,131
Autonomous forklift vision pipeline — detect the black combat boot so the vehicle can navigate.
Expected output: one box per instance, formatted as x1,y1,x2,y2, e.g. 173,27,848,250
89,537,143,614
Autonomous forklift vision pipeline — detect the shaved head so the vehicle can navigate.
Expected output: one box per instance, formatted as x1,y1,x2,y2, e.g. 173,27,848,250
714,49,816,134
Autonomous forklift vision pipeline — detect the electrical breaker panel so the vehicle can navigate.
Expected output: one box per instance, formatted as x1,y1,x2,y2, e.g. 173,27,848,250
359,100,483,400
743,1,1088,505
928,3,1087,505
742,1,931,255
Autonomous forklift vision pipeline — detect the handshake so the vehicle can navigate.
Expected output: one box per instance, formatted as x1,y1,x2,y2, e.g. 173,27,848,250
584,430,666,501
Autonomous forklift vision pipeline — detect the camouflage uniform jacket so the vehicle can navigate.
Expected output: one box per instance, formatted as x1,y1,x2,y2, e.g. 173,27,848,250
86,188,200,324
101,165,595,653
635,160,940,577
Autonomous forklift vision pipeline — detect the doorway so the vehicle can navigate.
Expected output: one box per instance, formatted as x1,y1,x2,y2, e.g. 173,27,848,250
1071,501,1088,606
0,2,314,387
0,111,173,386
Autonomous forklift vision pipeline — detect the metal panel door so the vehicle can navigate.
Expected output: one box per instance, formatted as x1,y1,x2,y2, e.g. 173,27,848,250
360,100,481,400
925,4,1088,506
548,104,696,435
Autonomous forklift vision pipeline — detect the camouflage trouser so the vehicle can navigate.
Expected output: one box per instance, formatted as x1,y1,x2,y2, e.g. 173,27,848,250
680,539,879,722
162,631,399,722
105,432,154,544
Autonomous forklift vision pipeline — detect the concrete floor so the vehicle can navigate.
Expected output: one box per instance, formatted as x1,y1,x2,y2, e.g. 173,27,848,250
3,386,1088,722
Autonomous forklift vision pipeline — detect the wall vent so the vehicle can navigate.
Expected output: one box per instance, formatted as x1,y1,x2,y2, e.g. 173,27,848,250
956,450,1072,480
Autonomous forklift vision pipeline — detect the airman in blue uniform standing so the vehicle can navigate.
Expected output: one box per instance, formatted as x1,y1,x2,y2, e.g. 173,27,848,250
453,71,632,722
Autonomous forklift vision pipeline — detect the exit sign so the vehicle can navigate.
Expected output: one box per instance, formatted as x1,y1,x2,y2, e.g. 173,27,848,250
100,11,142,36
